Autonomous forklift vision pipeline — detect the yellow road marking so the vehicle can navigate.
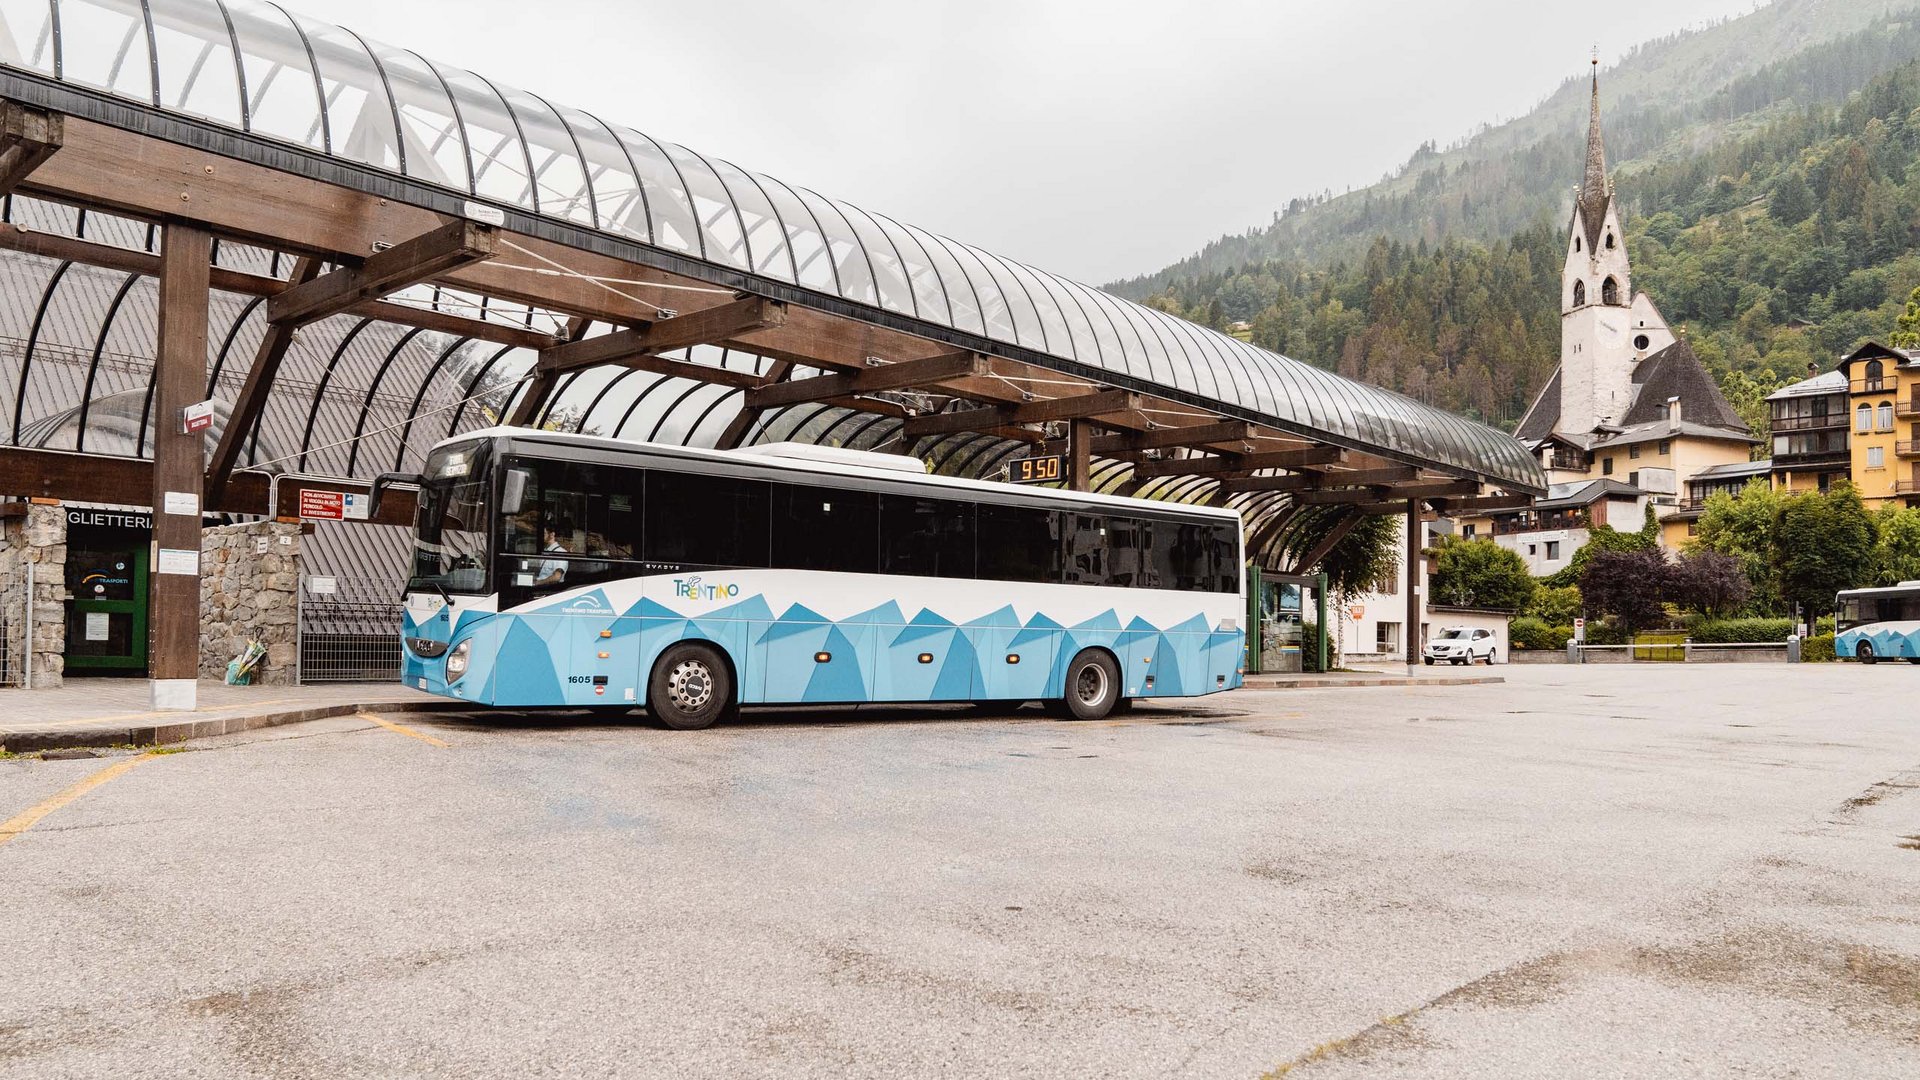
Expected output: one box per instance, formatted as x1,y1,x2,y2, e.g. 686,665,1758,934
0,753,159,848
356,712,450,748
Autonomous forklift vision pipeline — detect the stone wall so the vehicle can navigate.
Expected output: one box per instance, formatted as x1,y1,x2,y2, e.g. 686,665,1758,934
0,504,69,687
200,521,302,685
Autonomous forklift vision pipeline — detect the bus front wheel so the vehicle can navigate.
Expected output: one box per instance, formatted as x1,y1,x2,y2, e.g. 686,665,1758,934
1856,641,1878,665
1055,649,1121,721
647,642,734,730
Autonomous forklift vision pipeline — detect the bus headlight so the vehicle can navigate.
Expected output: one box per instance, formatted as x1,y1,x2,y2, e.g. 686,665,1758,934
445,640,471,681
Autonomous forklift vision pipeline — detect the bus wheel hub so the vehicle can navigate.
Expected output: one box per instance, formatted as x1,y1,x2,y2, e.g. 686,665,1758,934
668,661,713,710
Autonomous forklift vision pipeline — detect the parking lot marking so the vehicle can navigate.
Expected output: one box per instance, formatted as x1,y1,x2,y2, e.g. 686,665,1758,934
0,753,159,849
357,712,450,748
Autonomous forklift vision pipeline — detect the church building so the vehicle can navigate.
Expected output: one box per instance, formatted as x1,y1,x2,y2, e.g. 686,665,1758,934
1496,64,1758,548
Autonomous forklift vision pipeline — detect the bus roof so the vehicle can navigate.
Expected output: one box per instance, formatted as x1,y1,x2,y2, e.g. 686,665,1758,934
1838,582,1920,598
435,427,1244,521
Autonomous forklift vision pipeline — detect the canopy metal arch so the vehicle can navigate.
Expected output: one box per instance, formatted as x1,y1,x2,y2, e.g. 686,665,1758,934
0,0,1541,582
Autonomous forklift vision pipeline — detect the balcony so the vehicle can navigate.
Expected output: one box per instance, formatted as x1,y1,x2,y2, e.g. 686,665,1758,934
1853,378,1894,394
1768,412,1846,432
1774,449,1852,471
1896,479,1920,494
1547,452,1587,472
1900,441,1920,458
1898,399,1920,419
1492,510,1589,535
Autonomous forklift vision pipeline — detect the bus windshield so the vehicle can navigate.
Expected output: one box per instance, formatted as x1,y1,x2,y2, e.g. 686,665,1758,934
408,442,492,595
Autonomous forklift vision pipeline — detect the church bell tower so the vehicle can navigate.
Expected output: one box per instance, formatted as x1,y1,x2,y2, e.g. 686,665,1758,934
1559,61,1640,435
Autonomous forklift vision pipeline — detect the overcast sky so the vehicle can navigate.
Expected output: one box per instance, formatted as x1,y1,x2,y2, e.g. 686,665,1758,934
315,0,1761,284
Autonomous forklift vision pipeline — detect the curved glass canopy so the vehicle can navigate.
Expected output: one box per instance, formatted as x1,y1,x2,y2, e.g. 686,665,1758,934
0,0,1540,489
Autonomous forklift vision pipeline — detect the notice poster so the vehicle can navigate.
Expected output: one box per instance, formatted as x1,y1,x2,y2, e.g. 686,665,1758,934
84,612,110,642
155,548,200,576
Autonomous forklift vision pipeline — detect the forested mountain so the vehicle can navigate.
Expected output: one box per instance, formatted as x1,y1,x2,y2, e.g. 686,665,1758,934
1114,0,1920,295
1113,3,1920,435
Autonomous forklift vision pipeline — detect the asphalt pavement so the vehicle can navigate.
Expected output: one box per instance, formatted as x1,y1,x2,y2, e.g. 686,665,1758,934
2,664,1916,1078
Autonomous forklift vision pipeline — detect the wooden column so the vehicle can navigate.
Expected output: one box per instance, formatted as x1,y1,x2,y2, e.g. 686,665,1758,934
150,224,211,710
1404,499,1421,674
1067,418,1092,492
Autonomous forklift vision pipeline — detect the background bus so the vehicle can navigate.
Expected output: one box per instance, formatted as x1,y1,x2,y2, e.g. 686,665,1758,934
1835,582,1920,663
400,428,1246,727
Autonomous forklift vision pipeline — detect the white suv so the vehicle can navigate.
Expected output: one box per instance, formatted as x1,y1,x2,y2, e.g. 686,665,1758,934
1424,627,1497,665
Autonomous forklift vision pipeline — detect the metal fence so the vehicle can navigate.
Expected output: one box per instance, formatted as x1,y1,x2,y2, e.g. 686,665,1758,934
298,575,405,684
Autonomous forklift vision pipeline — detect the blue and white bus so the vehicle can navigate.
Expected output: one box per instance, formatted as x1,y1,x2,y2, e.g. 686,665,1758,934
397,428,1245,727
1836,582,1920,664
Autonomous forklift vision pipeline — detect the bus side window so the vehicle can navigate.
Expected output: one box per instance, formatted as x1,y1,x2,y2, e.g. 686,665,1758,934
978,504,1061,583
774,485,878,574
1063,514,1108,585
879,495,975,578
646,470,771,570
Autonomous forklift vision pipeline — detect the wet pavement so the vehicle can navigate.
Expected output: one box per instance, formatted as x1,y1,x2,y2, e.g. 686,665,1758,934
1,664,1916,1077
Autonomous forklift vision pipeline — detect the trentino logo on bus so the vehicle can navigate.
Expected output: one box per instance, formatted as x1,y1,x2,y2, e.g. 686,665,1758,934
674,576,739,601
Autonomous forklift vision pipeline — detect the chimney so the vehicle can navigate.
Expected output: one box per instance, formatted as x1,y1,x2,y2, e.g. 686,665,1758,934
1807,362,1818,379
1666,395,1682,432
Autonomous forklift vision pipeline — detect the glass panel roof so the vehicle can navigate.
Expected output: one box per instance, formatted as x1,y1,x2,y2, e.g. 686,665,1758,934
0,0,1542,488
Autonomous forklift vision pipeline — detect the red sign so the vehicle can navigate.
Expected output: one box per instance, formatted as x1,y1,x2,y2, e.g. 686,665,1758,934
299,489,345,520
182,400,215,434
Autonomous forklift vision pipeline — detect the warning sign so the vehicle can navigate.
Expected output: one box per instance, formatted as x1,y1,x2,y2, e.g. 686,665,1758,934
298,490,369,521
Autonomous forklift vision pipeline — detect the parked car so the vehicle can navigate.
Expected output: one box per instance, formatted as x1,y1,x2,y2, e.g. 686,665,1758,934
1424,626,1497,665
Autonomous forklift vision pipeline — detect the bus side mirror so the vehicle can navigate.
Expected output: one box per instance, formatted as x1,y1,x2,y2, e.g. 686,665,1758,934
368,471,421,519
501,468,533,514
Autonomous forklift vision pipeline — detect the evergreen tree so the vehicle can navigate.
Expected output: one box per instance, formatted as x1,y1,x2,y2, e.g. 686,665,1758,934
1890,285,1920,349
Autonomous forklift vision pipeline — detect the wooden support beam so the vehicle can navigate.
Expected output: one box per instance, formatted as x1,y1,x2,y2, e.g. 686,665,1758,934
716,359,792,449
1221,466,1420,493
539,296,788,375
267,219,496,326
899,389,1143,439
151,222,210,710
1427,493,1535,514
0,103,61,198
507,317,592,428
743,350,984,410
1129,445,1348,478
1090,420,1257,455
0,224,555,351
1288,510,1363,575
205,257,320,492
0,447,419,524
1068,418,1091,492
1293,480,1478,505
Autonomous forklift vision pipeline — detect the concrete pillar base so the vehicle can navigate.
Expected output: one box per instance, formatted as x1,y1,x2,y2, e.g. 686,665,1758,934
151,678,197,711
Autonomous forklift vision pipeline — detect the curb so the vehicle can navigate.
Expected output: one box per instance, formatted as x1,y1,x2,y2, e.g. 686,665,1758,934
0,699,467,754
1238,675,1505,690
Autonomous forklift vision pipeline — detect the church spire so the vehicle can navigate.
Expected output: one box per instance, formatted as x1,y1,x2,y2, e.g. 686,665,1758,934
1576,56,1612,252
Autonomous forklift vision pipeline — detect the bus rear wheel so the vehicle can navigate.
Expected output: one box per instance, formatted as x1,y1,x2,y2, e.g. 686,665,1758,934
1856,640,1878,665
647,642,734,730
1055,649,1121,721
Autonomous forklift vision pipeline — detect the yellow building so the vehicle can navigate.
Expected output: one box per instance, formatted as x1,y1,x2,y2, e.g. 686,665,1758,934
1836,343,1920,508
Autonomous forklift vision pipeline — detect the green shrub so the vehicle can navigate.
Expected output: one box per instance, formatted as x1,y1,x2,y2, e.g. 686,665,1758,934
1301,619,1323,672
1814,614,1836,636
1801,632,1835,663
1690,617,1794,644
1508,616,1572,650
1583,619,1630,646
1523,585,1581,624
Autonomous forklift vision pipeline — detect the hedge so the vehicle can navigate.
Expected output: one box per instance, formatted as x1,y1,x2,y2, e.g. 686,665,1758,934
1508,616,1572,651
1689,618,1795,644
1802,632,1835,663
